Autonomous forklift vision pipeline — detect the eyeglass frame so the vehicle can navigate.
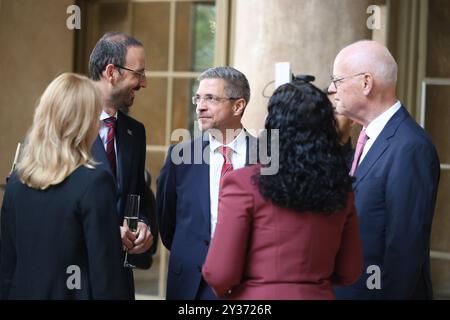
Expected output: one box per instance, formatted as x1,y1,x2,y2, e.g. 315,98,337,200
114,64,148,80
330,72,367,89
192,94,241,105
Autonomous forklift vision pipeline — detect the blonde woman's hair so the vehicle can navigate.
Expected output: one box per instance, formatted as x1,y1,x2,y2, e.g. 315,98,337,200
16,73,102,190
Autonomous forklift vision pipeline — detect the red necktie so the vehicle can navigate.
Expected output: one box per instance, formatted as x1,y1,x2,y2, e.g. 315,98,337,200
349,129,369,176
103,117,117,177
218,146,234,186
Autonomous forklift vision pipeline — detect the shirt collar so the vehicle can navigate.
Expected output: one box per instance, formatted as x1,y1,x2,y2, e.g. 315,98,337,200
364,101,401,139
100,110,118,121
209,128,246,155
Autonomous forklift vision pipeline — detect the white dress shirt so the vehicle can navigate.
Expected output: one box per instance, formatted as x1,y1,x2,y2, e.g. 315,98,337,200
209,129,247,237
359,101,402,164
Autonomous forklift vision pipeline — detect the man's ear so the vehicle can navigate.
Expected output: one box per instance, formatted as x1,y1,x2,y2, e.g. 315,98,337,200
233,99,246,116
362,73,373,96
104,64,117,83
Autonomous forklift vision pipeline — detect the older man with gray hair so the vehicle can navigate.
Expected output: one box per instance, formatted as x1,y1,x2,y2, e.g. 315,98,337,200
329,40,440,299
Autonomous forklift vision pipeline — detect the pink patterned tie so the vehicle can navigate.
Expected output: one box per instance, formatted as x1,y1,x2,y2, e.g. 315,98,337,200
218,146,234,186
349,129,369,176
103,117,117,177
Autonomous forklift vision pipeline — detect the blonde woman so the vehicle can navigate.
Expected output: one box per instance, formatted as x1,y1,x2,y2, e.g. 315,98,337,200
0,73,128,299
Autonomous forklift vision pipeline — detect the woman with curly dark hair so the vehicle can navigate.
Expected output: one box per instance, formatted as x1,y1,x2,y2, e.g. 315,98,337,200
203,80,363,300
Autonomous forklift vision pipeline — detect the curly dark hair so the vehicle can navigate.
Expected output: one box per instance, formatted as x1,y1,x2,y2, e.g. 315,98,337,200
258,80,353,214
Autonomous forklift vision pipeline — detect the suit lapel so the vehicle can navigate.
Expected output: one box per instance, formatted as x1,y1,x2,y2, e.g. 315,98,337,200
116,111,133,194
354,106,409,187
92,136,114,178
353,138,389,186
199,137,211,231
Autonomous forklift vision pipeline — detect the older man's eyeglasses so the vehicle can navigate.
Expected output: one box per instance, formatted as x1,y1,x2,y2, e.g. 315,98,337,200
330,72,366,89
114,64,147,80
192,95,240,105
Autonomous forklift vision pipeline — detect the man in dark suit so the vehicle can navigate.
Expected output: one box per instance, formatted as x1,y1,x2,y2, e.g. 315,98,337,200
89,32,156,299
157,67,258,299
328,40,440,299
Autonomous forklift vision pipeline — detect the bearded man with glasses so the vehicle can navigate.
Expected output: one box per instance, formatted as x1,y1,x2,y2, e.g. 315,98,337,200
88,32,157,300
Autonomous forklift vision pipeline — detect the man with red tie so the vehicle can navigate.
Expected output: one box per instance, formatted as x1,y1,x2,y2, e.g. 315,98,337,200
328,40,440,299
89,32,156,299
157,67,258,299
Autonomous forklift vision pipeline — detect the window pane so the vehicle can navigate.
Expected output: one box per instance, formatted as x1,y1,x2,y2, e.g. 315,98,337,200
133,2,170,71
172,78,199,137
97,2,130,34
427,0,450,78
431,170,450,299
130,78,167,146
145,151,167,193
431,170,450,252
174,2,194,71
174,1,216,71
425,86,450,164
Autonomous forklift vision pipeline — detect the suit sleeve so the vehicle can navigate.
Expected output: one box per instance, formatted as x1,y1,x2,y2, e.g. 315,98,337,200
332,192,364,286
202,171,253,297
137,124,149,226
0,183,16,299
128,171,158,269
144,172,158,255
79,170,128,299
381,142,440,299
129,124,159,268
156,145,177,250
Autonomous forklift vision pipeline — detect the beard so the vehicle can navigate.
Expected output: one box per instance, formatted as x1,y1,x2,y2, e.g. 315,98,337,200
112,89,134,111
121,91,135,108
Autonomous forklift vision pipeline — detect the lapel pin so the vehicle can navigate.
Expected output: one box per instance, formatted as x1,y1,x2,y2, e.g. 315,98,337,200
127,129,133,136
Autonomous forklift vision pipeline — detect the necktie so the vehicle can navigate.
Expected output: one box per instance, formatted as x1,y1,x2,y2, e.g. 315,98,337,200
218,146,234,186
349,129,369,176
103,117,117,177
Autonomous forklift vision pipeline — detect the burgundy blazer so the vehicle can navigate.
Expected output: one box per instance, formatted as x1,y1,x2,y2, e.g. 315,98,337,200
202,165,363,300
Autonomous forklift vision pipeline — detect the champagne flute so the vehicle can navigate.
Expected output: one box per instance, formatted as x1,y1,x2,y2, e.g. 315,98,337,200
123,194,140,268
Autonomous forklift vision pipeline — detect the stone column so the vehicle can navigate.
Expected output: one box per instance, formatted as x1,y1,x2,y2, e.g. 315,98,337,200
232,0,372,131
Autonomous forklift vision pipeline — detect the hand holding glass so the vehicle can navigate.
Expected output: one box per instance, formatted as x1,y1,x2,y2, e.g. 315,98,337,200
123,194,140,268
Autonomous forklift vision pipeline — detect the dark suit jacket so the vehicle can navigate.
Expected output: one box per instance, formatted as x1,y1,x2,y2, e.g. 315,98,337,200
202,165,363,299
92,111,158,298
334,106,440,299
0,167,129,299
156,133,258,300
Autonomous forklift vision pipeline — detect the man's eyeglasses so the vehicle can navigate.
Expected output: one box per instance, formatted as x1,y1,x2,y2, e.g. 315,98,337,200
114,64,147,80
330,72,366,89
192,95,240,105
